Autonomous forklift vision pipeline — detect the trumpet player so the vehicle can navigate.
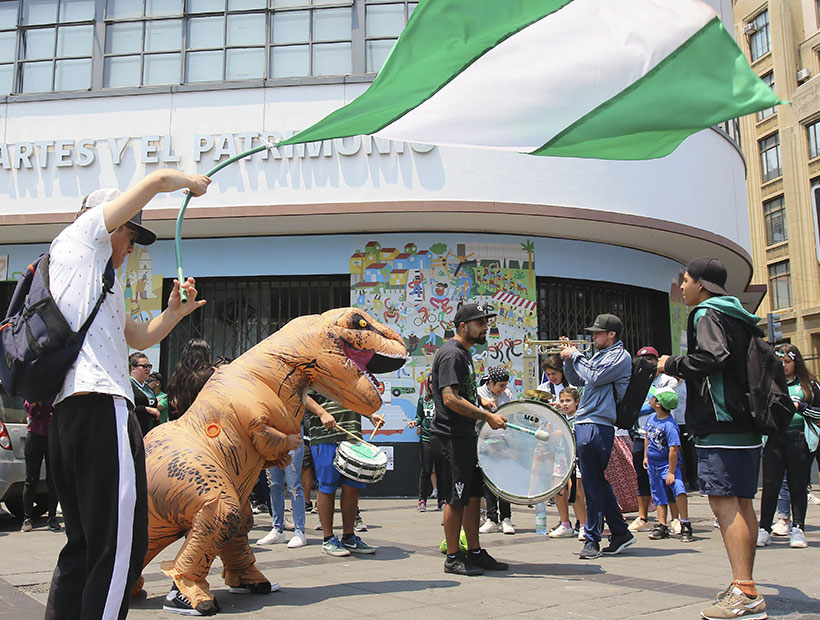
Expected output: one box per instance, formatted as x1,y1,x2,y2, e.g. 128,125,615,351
559,314,635,560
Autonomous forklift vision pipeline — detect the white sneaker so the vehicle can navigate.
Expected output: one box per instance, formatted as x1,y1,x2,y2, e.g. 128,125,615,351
501,518,515,535
771,518,791,537
258,528,286,545
549,523,575,538
577,527,586,541
789,526,808,548
808,492,820,506
283,518,295,531
627,516,650,532
287,531,307,548
756,528,771,547
314,521,323,530
479,519,499,534
713,517,720,528
669,518,682,535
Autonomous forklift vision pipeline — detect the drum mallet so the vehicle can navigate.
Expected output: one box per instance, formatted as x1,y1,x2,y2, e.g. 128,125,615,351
335,424,379,450
506,423,550,442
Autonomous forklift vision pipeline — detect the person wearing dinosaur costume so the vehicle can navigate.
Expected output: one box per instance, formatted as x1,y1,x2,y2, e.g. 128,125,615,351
135,308,407,615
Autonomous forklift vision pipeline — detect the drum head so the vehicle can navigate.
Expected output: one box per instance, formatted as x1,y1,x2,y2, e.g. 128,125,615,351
477,400,575,505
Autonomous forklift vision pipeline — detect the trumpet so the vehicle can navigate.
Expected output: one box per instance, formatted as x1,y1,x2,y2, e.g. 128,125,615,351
523,337,593,355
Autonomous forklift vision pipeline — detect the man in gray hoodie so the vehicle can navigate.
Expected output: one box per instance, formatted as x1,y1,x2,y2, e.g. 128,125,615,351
659,257,766,620
560,313,634,560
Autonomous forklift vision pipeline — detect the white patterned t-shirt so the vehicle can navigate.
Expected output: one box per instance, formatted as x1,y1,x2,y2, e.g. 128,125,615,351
49,207,131,405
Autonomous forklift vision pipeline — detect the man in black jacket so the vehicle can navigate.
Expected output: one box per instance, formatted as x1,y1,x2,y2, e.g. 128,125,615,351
658,257,766,620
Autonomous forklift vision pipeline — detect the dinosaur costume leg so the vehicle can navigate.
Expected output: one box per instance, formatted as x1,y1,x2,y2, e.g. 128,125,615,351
220,503,270,592
161,494,244,611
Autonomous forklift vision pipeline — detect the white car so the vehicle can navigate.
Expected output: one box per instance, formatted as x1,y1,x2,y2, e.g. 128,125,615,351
0,385,47,518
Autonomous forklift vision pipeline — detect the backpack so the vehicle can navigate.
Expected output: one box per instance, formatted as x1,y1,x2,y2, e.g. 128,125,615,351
615,355,658,430
744,327,793,436
0,253,113,403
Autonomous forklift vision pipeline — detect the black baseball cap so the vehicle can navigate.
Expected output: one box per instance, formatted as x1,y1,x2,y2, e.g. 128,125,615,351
453,302,496,326
585,313,623,335
686,256,727,296
85,188,157,246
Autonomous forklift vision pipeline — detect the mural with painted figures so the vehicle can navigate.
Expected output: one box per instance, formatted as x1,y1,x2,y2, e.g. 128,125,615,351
120,246,162,323
351,240,537,442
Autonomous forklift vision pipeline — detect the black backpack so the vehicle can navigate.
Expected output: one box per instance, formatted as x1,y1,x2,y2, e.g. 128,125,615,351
0,253,113,403
744,327,793,436
615,356,658,430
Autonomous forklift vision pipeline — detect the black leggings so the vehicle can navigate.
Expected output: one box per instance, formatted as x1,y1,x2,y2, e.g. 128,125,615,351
23,431,57,519
417,440,443,500
760,430,814,531
484,490,511,523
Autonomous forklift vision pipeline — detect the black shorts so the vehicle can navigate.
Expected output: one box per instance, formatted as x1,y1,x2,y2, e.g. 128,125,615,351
429,434,484,507
696,447,760,499
302,443,314,470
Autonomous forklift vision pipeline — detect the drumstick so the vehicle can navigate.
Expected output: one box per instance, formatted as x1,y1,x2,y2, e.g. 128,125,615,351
369,419,383,441
335,423,378,449
506,422,550,442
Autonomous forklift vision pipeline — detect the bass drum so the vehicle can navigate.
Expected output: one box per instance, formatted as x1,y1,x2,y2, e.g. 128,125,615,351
477,399,575,505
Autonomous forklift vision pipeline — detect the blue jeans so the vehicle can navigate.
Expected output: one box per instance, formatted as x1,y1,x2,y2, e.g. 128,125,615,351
575,423,628,544
267,442,306,533
776,474,790,518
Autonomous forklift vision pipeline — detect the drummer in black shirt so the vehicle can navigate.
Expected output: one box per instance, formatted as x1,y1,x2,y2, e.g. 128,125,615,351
430,302,508,576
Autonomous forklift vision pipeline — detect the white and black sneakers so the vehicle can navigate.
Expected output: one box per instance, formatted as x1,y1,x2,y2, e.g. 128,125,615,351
163,585,219,616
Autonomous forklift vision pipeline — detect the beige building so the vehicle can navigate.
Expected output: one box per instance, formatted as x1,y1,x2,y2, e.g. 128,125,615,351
734,0,820,371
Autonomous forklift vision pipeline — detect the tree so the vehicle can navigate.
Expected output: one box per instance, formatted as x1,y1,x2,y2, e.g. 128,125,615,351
520,239,535,290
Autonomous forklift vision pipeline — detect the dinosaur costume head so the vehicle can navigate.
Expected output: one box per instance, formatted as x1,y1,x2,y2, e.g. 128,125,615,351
296,308,406,414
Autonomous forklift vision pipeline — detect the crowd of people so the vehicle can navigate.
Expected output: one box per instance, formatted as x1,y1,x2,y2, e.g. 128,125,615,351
416,257,819,620
15,168,817,620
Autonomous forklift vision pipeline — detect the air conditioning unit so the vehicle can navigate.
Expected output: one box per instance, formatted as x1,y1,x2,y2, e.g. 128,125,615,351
798,68,811,82
743,22,758,35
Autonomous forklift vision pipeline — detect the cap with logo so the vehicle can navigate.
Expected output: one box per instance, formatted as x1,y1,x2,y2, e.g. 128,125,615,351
84,188,157,246
685,256,727,296
453,302,497,326
649,386,679,412
584,313,623,335
636,346,659,358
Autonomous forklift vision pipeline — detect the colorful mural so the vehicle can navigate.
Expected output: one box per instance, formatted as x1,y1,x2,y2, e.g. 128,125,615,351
669,270,690,356
352,240,537,442
120,245,162,322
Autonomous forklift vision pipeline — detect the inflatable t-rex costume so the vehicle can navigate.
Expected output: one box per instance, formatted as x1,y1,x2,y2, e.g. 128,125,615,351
136,308,406,614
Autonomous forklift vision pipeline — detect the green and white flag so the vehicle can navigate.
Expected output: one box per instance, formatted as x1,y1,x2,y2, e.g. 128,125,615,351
281,0,781,160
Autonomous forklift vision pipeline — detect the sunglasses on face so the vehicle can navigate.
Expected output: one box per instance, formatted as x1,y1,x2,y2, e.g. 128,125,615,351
132,363,152,369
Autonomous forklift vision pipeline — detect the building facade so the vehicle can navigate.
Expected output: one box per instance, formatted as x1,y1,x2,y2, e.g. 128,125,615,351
0,0,758,494
734,0,820,370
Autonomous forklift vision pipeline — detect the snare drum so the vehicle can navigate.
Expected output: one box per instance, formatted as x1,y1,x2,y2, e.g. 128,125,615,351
333,440,388,484
477,400,575,505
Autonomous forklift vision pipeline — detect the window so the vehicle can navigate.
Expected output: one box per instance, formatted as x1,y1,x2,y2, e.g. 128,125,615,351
758,72,775,121
811,181,820,263
270,3,353,78
364,0,416,73
809,119,820,159
749,10,770,62
104,1,184,87
759,132,781,181
0,0,407,94
767,260,792,310
763,196,787,246
15,0,96,94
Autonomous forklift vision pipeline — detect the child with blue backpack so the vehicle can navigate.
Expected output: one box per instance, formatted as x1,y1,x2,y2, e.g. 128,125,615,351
642,386,693,542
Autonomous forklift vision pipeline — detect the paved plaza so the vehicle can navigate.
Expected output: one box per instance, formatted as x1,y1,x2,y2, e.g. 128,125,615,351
1,494,818,619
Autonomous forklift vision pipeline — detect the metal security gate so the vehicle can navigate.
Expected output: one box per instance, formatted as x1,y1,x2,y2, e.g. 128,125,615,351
161,275,349,374
536,276,671,355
